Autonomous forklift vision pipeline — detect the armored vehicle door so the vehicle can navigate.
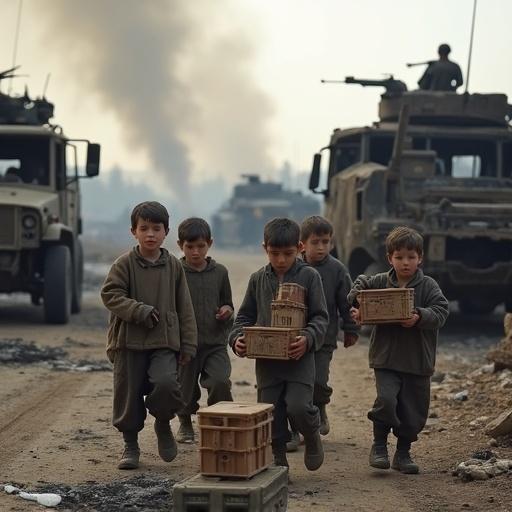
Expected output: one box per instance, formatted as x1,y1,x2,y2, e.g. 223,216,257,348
54,139,79,233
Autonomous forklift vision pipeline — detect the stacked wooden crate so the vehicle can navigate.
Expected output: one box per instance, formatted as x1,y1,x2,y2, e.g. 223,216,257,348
244,283,307,360
357,288,415,324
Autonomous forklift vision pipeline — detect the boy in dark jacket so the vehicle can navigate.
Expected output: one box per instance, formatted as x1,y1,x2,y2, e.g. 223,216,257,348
348,226,449,474
176,217,234,442
291,216,359,443
229,218,329,471
101,202,198,470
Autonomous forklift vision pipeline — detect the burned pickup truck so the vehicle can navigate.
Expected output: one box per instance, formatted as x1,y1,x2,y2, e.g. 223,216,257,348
310,77,512,314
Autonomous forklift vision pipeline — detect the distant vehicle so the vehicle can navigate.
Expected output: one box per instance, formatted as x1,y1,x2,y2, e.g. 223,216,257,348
0,67,101,323
310,76,512,315
212,174,320,247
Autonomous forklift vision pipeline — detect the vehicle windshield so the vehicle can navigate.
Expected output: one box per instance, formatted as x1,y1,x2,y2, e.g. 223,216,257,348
0,136,50,185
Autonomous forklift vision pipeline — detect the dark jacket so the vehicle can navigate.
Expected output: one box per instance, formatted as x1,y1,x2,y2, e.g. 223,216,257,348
101,247,198,362
347,269,449,376
304,254,359,347
180,257,233,347
229,259,328,387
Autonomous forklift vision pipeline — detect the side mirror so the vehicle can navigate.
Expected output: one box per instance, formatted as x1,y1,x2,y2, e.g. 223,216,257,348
309,153,321,191
86,143,101,177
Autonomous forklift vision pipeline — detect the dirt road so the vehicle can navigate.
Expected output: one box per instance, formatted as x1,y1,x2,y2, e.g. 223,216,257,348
1,250,511,511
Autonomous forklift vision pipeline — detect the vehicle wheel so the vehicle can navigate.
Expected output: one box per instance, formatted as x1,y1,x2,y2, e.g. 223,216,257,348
43,245,72,324
458,298,498,316
71,239,83,314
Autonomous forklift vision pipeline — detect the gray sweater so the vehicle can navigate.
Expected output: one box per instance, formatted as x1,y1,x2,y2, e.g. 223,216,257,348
348,269,449,376
181,257,233,347
229,259,328,387
304,254,359,347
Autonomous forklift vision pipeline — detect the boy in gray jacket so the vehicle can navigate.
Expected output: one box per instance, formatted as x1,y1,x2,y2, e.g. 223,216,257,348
348,226,449,474
101,202,197,470
176,217,234,442
229,218,329,471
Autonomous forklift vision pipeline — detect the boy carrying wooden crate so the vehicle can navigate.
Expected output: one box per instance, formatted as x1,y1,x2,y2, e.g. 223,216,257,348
348,226,449,474
229,218,329,471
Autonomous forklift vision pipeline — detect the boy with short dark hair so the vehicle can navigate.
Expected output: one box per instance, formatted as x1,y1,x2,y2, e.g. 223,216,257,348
348,226,449,474
101,201,197,470
229,217,329,471
176,217,234,443
295,216,359,439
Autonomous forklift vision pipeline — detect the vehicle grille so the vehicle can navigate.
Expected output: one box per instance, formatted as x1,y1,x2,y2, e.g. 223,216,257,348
0,206,16,247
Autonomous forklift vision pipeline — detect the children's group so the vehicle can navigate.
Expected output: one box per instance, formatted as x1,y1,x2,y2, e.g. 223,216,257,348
101,200,449,476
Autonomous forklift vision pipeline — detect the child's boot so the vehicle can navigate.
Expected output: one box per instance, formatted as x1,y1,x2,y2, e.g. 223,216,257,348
118,432,140,470
392,439,419,474
286,430,300,452
318,404,330,435
303,431,324,471
154,419,178,462
272,443,289,468
176,415,195,444
369,422,390,469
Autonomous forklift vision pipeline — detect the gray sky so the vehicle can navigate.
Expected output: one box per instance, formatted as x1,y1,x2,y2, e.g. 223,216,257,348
1,0,510,195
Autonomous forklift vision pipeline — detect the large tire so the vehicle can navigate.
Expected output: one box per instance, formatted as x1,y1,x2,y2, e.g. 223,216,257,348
71,239,83,314
458,297,498,316
43,245,72,324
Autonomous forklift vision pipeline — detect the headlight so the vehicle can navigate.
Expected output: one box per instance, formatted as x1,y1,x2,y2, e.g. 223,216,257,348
22,214,37,229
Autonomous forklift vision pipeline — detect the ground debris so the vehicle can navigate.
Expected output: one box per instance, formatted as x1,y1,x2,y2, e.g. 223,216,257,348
32,475,173,511
0,338,66,363
453,456,512,481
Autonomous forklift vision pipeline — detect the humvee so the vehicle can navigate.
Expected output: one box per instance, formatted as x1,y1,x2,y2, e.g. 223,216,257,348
0,68,100,323
309,77,512,314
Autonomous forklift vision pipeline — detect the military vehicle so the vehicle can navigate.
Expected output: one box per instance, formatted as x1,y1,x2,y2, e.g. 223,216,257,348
310,77,512,314
0,67,101,323
212,174,320,247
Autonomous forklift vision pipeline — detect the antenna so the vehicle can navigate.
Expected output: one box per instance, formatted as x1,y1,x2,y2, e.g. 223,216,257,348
8,0,23,95
42,73,51,97
465,0,477,93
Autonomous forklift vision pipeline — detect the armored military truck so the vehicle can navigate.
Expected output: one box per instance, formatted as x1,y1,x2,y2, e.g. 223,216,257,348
310,77,512,314
212,174,320,247
0,68,100,323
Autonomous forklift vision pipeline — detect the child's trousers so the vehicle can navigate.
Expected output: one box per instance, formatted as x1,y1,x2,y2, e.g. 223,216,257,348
112,348,184,433
368,368,430,442
178,344,233,415
313,344,335,405
260,381,320,447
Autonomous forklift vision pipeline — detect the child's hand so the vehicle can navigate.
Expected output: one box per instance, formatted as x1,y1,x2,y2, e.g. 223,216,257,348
179,352,192,365
343,333,358,348
216,305,234,321
151,308,160,325
401,312,420,328
234,336,247,357
289,335,308,360
350,307,361,325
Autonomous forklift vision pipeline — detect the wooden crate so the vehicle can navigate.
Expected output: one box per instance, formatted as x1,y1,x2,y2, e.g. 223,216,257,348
198,402,272,451
271,300,307,328
358,288,414,324
243,326,300,360
276,283,305,304
197,402,273,478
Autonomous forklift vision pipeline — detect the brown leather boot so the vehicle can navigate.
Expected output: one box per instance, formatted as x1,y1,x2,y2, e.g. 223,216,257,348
176,415,195,444
369,443,390,470
318,404,330,436
392,450,419,474
118,441,140,470
154,419,178,462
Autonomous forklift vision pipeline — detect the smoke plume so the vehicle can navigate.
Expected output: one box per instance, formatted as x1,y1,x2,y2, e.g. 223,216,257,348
34,0,275,208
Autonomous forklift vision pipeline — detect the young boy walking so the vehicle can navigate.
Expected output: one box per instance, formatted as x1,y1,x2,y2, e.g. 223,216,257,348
299,216,359,437
348,226,449,474
176,217,234,442
229,217,329,471
101,201,197,470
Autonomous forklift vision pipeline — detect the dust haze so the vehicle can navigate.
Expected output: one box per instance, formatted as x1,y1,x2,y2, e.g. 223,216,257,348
34,0,275,209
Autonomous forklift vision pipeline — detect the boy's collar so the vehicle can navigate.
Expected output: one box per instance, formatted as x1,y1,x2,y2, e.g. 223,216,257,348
265,258,303,277
181,255,214,272
301,251,329,266
387,267,424,287
133,246,168,267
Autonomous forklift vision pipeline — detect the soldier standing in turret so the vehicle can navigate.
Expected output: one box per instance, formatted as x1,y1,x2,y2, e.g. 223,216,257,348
418,44,463,91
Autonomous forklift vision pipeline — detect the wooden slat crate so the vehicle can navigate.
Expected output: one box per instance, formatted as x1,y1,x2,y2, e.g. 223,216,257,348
243,326,300,360
358,288,415,324
271,300,307,328
276,283,306,304
197,402,273,478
